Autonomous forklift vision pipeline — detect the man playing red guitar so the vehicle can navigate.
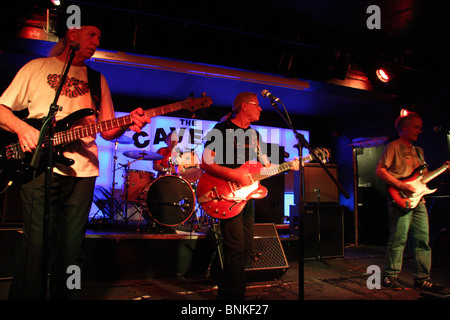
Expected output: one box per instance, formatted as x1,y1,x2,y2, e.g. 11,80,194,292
376,111,448,292
201,92,298,299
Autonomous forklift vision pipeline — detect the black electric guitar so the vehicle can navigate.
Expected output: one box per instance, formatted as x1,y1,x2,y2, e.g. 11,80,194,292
0,96,212,191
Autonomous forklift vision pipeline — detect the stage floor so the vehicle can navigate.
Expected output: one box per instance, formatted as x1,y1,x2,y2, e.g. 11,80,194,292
1,223,449,304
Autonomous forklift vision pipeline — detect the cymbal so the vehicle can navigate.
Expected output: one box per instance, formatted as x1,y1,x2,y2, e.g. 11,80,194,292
101,135,134,144
123,150,163,161
115,135,134,144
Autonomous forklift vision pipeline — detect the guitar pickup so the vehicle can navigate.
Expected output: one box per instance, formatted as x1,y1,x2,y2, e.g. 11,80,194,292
227,180,239,192
221,194,246,202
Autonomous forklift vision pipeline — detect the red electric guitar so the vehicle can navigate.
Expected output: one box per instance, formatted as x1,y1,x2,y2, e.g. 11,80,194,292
196,148,329,219
387,162,450,211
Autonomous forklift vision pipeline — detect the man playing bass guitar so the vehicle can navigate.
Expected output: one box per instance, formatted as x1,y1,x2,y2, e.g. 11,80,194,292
0,14,150,299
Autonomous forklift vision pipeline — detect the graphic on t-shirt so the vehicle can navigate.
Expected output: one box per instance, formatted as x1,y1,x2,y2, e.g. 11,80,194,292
47,74,90,98
403,150,420,169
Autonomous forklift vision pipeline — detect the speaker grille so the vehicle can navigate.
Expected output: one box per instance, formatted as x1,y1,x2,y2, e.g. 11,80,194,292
211,223,289,280
245,236,289,270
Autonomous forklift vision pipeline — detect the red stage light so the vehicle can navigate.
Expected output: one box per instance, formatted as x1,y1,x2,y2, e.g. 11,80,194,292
400,109,409,117
376,68,389,83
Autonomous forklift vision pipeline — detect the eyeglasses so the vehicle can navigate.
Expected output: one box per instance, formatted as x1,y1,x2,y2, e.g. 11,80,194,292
246,101,260,107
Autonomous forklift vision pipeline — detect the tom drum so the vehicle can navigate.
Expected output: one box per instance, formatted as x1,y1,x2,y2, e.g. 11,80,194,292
123,170,154,202
173,151,203,183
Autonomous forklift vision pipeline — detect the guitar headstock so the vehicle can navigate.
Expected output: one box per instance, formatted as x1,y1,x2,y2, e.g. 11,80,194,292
303,147,331,164
315,147,331,163
183,95,213,112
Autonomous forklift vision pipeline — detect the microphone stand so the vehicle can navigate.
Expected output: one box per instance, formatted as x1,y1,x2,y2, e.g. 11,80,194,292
267,97,350,300
29,46,78,300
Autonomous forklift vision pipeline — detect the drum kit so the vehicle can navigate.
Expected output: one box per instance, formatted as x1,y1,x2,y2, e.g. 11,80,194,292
97,135,207,230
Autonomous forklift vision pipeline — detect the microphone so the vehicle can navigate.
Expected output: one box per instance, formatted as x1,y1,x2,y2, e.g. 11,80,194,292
70,42,81,51
433,126,450,134
261,90,280,102
179,199,191,210
180,202,191,209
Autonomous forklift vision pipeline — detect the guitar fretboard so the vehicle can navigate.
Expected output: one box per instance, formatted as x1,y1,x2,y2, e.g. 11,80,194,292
422,164,449,184
53,101,189,146
253,161,294,182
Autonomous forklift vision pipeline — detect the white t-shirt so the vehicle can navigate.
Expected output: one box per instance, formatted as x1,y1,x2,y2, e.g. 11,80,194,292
0,56,115,177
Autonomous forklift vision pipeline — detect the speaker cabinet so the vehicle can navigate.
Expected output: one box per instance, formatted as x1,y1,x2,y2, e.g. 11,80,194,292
254,174,285,224
210,223,289,281
1,183,23,224
290,205,344,259
244,223,289,281
294,163,339,204
255,144,285,224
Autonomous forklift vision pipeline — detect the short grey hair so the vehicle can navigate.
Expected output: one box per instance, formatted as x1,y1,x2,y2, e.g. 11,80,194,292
394,111,421,134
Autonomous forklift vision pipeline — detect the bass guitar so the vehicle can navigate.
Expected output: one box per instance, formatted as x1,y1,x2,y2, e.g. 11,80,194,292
387,162,450,211
196,148,329,219
0,96,212,191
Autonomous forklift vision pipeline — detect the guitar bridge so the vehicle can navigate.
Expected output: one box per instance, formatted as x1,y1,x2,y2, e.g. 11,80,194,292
5,143,24,160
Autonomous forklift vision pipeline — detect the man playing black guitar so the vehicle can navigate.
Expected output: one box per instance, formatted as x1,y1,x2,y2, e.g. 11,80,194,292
0,14,150,299
376,111,449,293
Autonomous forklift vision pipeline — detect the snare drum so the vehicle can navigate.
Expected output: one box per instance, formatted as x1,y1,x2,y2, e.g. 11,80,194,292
123,170,154,202
141,175,195,226
173,151,203,183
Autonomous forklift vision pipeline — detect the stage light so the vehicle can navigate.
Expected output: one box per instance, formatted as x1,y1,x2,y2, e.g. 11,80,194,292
376,68,389,83
400,109,409,117
50,0,61,6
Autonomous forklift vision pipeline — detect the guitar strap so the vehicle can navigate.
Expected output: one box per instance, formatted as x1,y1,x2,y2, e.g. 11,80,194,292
86,66,102,118
414,146,427,166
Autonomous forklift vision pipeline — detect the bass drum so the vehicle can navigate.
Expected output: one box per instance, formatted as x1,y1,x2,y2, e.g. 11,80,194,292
142,175,196,226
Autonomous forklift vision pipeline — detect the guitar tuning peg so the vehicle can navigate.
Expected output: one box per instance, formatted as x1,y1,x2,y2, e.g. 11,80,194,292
201,92,206,97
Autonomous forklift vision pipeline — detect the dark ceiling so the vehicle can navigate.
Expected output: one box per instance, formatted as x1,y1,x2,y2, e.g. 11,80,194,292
1,0,449,125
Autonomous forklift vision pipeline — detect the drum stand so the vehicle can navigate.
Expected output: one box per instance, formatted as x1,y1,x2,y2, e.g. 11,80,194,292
119,158,144,223
110,140,127,221
136,200,150,230
195,205,215,227
180,202,202,230
135,206,177,234
91,141,126,225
